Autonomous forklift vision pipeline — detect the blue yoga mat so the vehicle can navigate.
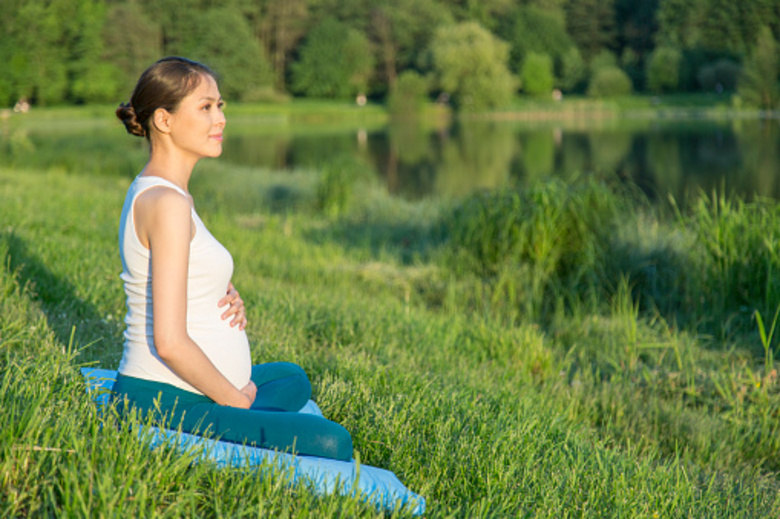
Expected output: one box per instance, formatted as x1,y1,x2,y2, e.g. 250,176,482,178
81,368,425,516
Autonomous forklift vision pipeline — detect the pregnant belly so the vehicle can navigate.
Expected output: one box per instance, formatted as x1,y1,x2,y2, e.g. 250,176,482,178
188,315,252,389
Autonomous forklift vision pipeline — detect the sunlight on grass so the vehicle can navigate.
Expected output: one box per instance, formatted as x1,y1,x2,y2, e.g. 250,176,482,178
2,120,780,515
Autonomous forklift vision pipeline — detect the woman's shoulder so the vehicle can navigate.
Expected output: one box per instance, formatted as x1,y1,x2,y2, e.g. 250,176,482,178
133,176,191,210
133,183,194,246
135,185,191,220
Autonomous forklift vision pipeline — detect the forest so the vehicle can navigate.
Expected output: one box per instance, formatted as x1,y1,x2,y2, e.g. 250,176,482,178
2,0,780,111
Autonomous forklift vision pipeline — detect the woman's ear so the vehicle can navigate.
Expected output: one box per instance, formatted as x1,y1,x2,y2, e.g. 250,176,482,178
152,108,173,135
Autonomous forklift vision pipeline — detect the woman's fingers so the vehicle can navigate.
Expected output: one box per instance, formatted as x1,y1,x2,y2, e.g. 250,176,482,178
218,283,239,307
219,283,247,330
240,380,257,406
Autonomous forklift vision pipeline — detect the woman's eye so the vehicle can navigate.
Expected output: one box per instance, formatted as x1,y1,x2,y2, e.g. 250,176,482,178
202,104,211,111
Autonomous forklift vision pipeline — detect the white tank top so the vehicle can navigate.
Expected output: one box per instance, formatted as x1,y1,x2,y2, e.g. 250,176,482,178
117,175,252,394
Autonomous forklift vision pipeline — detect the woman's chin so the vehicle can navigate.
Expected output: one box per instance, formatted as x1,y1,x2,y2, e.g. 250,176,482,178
205,145,223,158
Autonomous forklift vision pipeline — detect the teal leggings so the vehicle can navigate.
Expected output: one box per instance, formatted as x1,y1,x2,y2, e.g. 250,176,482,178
111,362,353,461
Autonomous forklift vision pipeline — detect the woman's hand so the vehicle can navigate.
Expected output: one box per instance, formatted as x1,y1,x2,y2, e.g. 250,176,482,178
218,282,247,330
238,380,257,408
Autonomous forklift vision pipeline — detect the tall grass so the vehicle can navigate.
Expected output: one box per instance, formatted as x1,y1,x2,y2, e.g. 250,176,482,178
445,179,630,320
443,179,780,345
2,128,780,516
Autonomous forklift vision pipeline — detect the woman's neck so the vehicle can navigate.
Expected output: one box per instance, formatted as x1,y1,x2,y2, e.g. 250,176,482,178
142,146,198,193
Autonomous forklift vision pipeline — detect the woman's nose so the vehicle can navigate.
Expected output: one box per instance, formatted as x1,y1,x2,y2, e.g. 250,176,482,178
214,107,226,127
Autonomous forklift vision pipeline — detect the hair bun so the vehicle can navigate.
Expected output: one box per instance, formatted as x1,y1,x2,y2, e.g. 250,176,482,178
116,102,146,137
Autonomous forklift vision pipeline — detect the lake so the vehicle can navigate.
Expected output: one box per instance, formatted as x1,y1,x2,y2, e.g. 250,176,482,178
3,113,779,206
222,116,780,205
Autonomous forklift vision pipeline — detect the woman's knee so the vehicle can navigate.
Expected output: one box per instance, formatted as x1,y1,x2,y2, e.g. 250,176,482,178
317,421,353,461
251,362,309,384
251,363,312,411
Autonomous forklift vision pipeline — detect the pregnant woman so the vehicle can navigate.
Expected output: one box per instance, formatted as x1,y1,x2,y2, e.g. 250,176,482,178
111,57,352,461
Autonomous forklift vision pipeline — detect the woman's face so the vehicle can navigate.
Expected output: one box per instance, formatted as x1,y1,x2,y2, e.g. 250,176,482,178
166,74,226,160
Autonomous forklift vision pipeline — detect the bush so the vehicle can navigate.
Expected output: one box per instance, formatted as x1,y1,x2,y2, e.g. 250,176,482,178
315,156,370,217
446,180,628,317
388,71,430,115
646,46,682,93
686,195,780,336
590,50,618,72
521,52,554,97
697,59,741,92
587,66,633,97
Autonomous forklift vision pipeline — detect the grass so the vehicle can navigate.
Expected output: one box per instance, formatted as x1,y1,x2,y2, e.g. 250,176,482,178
497,92,768,122
2,111,780,516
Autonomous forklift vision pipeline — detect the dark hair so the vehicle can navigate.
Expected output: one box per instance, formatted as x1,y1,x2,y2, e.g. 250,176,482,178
116,57,216,139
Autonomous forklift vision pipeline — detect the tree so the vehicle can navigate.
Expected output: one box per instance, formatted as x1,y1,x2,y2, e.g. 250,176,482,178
304,0,452,96
291,17,374,99
560,46,587,92
367,0,453,91
255,0,309,91
0,0,25,105
655,0,701,49
178,7,274,101
68,0,122,103
503,6,573,76
614,0,659,88
438,0,516,30
2,0,75,105
565,0,617,60
614,0,658,58
738,26,779,109
137,0,200,54
521,52,555,97
698,0,746,55
101,1,162,97
428,22,517,111
646,46,682,93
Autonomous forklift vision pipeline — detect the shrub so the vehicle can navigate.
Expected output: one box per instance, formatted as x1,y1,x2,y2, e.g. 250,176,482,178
445,180,628,317
315,156,370,217
646,46,682,93
697,59,741,92
590,50,618,72
587,66,633,97
687,194,780,336
521,52,554,97
388,71,430,115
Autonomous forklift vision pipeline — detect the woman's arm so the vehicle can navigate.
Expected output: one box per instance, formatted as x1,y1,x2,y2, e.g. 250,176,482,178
135,187,256,408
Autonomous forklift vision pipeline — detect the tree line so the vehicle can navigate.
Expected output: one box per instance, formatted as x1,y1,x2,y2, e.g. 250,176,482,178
2,0,779,111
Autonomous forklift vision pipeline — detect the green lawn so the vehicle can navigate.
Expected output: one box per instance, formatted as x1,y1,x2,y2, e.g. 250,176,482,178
1,109,780,516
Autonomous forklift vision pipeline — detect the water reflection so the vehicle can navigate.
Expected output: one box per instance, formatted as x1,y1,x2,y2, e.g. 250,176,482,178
2,115,779,205
222,118,780,204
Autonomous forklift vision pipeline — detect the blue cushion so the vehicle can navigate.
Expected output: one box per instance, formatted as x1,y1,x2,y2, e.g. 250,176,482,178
81,368,425,516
